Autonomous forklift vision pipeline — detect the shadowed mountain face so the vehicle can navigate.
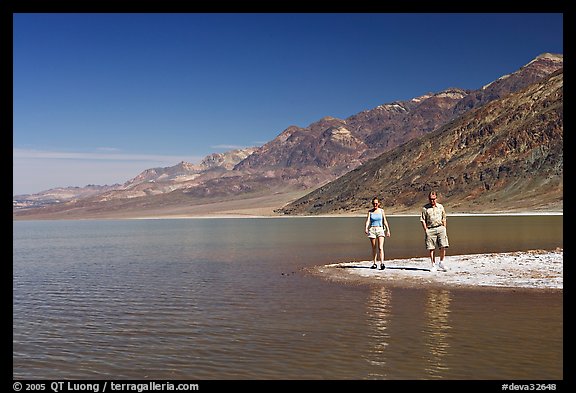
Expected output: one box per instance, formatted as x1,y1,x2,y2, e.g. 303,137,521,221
279,69,563,215
234,54,563,177
234,89,470,177
14,54,563,219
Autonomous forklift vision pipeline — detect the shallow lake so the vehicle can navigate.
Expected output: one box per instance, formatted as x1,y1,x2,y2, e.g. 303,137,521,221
13,215,563,379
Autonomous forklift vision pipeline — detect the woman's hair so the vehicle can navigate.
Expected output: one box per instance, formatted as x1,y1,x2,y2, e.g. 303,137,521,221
371,197,380,207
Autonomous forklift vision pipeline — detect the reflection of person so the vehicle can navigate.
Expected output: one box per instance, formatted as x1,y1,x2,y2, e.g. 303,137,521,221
420,191,449,272
365,196,391,270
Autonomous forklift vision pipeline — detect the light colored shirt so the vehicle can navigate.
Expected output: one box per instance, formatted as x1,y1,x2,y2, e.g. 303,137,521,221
369,209,383,227
420,202,446,228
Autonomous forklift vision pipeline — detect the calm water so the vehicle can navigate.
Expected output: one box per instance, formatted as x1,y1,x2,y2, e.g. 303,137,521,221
13,215,563,380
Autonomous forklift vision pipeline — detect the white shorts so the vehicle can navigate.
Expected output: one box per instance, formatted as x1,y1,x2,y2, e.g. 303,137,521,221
367,226,386,238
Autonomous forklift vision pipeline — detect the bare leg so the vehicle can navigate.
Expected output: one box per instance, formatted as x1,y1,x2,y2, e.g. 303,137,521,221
377,236,385,267
435,247,449,271
370,238,378,265
439,247,446,261
429,249,436,265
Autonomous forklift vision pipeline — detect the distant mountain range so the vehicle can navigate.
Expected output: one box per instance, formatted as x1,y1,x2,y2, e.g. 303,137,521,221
280,67,563,214
13,53,563,219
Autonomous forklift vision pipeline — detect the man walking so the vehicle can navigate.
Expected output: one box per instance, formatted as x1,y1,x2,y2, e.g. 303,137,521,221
420,191,449,272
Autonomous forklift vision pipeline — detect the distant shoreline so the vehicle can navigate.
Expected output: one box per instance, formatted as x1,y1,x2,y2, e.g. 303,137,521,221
13,211,563,221
129,211,564,219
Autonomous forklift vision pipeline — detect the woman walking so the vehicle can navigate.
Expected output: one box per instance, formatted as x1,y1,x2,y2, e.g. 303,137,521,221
365,196,391,270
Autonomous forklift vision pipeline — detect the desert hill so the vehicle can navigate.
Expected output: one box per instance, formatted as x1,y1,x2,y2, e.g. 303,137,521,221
13,54,563,219
279,69,563,215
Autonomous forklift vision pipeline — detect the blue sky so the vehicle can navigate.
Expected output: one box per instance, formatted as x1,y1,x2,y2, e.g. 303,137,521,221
13,13,563,195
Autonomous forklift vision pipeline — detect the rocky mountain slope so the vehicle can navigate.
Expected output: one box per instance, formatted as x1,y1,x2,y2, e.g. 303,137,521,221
13,147,257,207
279,69,563,215
13,53,563,218
235,53,562,175
13,184,121,210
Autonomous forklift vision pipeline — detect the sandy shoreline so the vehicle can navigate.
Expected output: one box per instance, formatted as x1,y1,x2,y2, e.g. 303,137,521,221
81,211,564,220
307,248,563,291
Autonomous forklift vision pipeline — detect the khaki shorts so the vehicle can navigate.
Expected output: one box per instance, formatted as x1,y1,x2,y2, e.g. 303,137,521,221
425,226,449,250
367,226,386,238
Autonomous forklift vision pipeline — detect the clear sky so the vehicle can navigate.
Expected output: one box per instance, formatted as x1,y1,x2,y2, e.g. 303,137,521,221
12,13,563,195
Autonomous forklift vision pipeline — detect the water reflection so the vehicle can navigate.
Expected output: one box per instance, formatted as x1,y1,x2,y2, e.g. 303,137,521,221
424,289,452,378
364,286,392,376
13,217,562,380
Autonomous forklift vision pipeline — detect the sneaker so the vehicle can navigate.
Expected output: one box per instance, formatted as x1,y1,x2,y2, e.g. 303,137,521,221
370,263,377,269
438,261,448,271
380,263,385,270
430,264,437,272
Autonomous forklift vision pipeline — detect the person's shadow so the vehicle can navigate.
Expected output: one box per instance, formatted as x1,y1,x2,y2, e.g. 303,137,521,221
337,264,430,272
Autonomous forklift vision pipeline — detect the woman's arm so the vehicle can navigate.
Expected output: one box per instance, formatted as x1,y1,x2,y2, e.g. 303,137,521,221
382,208,391,237
365,212,371,233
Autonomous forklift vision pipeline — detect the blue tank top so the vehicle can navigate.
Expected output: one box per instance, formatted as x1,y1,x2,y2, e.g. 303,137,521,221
369,210,383,227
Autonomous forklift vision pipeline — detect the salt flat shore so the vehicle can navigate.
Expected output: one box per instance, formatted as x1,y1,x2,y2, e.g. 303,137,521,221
128,211,563,220
308,248,563,291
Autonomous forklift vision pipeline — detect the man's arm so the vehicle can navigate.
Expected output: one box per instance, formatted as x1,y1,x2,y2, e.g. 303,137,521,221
420,208,428,231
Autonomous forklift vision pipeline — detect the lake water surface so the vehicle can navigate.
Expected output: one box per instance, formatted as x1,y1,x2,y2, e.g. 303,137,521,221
13,215,563,380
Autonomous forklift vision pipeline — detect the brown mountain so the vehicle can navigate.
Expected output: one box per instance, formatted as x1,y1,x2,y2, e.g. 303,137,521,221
13,147,257,211
234,90,470,180
279,69,563,215
12,184,121,210
452,53,563,115
235,53,563,177
13,54,563,219
96,147,259,200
